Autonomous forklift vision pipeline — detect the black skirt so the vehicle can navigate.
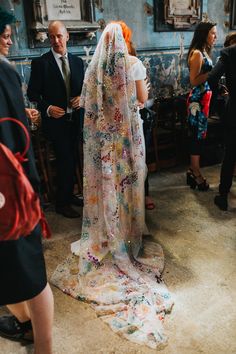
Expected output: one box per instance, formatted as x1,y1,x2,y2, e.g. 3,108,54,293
0,224,47,305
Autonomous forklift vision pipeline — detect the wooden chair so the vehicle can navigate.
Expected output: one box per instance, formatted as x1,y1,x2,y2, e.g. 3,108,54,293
31,130,83,203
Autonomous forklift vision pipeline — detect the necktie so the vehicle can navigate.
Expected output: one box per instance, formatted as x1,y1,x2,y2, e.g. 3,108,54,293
60,55,71,103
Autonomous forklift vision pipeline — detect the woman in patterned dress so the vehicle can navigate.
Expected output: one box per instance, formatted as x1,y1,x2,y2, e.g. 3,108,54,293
187,21,217,191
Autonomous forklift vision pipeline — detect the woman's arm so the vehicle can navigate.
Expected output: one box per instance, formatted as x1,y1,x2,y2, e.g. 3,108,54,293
129,56,148,104
189,50,209,86
136,80,148,104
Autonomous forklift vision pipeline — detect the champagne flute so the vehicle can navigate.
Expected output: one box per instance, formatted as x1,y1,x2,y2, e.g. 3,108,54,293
28,101,41,131
67,97,75,122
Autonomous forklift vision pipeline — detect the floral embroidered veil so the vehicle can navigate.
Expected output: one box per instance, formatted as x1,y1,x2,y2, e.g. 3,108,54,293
52,23,173,349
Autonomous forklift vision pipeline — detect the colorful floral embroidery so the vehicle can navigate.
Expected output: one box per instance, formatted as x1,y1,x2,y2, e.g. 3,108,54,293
52,23,173,350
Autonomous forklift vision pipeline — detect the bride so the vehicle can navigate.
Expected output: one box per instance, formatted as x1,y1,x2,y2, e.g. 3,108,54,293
53,22,173,349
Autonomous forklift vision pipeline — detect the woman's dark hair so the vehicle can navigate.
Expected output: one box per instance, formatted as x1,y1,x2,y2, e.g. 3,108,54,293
0,7,15,35
224,31,236,47
187,21,217,63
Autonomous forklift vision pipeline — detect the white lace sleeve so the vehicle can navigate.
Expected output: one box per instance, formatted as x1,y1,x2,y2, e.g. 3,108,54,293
128,58,146,81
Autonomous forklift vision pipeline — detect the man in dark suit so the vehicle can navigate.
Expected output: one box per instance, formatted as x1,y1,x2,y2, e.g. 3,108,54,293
208,43,236,210
27,20,84,218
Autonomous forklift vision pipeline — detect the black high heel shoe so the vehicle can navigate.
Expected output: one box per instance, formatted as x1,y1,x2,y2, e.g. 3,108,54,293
186,169,209,191
186,169,193,186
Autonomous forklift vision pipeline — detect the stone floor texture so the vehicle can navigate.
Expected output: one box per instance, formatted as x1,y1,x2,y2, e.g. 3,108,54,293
0,164,236,354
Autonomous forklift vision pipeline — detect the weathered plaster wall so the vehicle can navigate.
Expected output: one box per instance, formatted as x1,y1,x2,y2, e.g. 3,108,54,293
1,0,232,98
207,0,230,43
96,0,208,50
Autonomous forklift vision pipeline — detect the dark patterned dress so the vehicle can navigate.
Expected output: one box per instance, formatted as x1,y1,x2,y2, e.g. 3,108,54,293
187,53,213,142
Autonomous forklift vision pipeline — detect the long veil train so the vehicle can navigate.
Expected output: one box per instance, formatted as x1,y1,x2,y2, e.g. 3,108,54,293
51,23,173,349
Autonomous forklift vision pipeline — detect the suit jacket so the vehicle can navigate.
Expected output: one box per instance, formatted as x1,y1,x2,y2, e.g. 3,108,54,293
208,44,236,128
27,50,84,133
0,60,40,192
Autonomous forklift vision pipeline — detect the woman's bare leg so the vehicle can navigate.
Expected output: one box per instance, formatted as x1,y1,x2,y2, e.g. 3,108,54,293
27,283,54,354
7,302,30,323
190,154,201,175
145,195,155,209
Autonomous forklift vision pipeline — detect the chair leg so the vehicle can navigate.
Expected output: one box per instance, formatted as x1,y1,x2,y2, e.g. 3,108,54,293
152,126,159,169
44,141,56,202
75,142,83,195
34,132,51,202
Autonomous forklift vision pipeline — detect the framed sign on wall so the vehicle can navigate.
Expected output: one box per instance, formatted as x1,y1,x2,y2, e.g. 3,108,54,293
24,0,99,48
154,0,203,31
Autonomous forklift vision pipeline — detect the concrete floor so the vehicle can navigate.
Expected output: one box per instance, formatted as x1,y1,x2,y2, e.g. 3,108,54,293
0,164,236,354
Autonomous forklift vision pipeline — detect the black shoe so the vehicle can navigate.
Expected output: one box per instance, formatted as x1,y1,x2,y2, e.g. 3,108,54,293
186,170,209,191
186,168,194,186
0,315,33,342
214,195,228,211
55,205,80,218
71,194,84,207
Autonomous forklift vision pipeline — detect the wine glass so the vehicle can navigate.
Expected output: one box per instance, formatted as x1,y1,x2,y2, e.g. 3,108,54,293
67,97,76,122
28,101,41,131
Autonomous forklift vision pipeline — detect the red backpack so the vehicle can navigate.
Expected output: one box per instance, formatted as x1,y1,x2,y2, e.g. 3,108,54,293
0,117,51,241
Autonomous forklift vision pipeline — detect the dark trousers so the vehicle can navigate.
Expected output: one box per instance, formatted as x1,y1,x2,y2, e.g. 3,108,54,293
219,127,236,195
43,116,77,207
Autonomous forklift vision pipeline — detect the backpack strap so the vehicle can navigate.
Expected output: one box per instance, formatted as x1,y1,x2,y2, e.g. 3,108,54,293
0,117,30,161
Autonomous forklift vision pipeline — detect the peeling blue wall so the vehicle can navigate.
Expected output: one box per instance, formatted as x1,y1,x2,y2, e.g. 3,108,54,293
96,0,209,50
1,0,232,98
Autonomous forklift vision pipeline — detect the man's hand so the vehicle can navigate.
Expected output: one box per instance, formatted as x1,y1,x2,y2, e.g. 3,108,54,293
219,84,229,97
48,105,65,118
25,108,40,123
137,102,145,109
70,96,81,110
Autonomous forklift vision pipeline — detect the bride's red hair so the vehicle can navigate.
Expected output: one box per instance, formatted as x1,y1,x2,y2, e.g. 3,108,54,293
112,20,136,55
